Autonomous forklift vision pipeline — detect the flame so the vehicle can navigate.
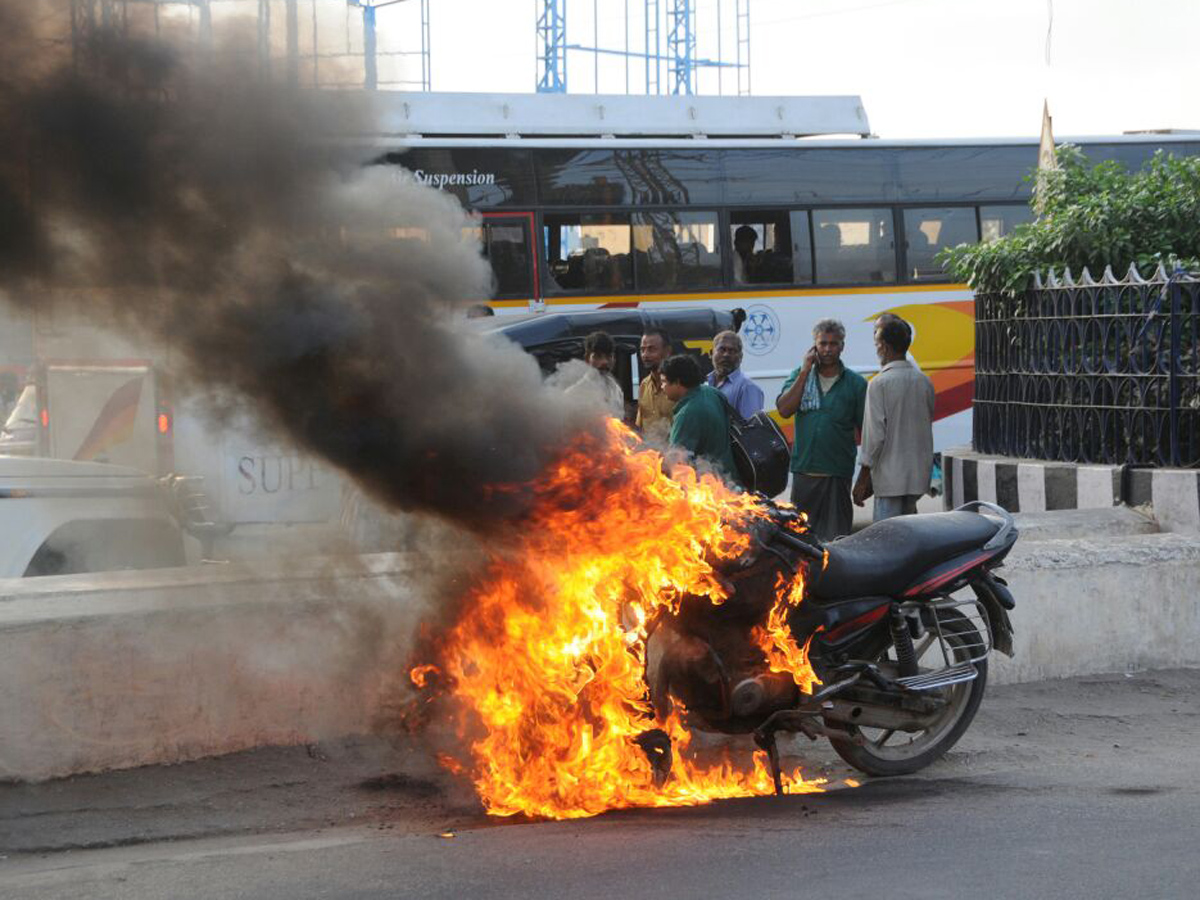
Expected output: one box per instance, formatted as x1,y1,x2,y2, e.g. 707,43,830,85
752,571,821,696
415,420,825,819
410,664,440,689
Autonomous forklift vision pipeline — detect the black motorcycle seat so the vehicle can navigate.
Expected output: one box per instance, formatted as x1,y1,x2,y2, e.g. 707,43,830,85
807,511,1001,601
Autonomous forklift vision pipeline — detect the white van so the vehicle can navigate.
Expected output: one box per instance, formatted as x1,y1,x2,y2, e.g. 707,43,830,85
0,456,184,578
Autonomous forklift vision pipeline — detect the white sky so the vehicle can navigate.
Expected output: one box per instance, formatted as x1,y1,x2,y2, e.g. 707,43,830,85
378,0,1200,139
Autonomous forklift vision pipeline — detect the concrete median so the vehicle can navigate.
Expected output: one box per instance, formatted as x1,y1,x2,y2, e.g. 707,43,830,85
0,554,427,782
0,512,1197,781
990,530,1200,684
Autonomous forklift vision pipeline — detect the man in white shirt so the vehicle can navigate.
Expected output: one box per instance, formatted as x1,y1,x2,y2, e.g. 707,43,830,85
852,314,935,521
568,330,626,418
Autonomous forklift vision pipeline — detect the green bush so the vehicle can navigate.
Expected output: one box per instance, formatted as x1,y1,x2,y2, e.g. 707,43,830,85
940,145,1200,294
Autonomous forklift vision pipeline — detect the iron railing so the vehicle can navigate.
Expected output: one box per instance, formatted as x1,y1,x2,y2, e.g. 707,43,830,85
974,265,1200,467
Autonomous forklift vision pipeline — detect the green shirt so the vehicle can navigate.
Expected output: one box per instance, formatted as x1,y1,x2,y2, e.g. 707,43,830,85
669,384,739,482
779,364,868,479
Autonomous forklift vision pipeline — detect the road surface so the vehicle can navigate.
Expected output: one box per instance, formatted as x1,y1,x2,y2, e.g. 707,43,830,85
3,669,1198,899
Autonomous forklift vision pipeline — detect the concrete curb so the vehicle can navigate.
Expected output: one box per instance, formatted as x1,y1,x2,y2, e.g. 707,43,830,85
990,532,1200,684
1,530,1198,781
0,554,429,782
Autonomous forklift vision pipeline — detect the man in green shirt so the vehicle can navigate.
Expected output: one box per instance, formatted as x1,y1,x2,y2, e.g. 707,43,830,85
662,354,739,484
775,318,867,541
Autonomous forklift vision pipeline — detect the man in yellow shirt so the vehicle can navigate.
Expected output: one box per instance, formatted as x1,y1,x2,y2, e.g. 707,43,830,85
636,328,675,442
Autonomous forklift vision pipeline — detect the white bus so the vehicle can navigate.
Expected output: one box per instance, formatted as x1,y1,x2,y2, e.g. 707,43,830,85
367,92,1200,450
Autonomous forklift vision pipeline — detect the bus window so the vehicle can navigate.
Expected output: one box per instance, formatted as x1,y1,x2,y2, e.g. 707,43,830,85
812,208,896,285
632,211,722,291
484,224,532,297
728,210,813,286
980,204,1034,242
543,213,632,293
902,207,980,281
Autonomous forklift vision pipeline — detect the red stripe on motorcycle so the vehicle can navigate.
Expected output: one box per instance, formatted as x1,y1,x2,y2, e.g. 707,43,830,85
903,553,991,598
824,604,889,642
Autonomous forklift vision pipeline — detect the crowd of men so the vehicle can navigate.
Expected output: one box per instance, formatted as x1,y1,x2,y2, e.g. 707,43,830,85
576,313,936,542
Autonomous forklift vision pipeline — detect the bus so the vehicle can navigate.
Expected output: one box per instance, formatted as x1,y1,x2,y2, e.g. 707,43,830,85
365,91,1200,450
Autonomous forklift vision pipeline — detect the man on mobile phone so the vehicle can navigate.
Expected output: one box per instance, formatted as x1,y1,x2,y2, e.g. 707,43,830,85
775,318,867,541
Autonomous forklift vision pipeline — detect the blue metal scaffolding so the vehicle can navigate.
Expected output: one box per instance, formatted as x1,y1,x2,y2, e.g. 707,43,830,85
348,0,432,91
535,0,750,97
537,0,569,93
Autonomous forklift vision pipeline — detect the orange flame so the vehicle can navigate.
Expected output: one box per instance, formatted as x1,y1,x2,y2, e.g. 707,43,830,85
415,420,825,819
752,571,821,696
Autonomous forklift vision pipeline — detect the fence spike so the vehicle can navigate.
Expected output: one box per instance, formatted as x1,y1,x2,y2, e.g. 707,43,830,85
1102,264,1118,285
1080,266,1096,286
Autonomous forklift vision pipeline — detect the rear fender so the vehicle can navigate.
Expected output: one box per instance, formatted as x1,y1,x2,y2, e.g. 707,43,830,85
970,570,1016,657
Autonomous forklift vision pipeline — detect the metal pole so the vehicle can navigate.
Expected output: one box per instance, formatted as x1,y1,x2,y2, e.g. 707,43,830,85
537,0,567,93
717,0,723,96
422,0,431,90
286,0,299,86
363,4,377,90
1169,271,1182,466
625,0,630,94
258,0,271,79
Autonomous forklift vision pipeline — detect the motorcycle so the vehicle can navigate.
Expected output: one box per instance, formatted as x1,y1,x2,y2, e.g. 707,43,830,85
642,501,1018,789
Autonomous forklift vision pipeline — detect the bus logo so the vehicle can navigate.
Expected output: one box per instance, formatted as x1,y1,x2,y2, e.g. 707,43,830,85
743,304,781,356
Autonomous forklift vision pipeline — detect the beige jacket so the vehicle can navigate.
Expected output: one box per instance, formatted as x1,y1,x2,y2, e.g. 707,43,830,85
636,371,676,441
860,359,935,497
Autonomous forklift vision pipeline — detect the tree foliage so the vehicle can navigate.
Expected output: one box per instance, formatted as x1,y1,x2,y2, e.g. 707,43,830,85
940,145,1200,294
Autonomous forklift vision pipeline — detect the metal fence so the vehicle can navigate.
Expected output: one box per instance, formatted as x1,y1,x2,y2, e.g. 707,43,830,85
974,265,1200,467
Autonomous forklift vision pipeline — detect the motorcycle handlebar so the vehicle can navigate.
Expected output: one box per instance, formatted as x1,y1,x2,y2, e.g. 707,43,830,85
768,526,825,562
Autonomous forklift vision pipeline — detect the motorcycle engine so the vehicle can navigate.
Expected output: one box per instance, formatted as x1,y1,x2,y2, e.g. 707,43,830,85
643,515,810,732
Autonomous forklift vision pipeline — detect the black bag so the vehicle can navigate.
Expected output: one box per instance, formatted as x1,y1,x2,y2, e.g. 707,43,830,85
719,395,791,497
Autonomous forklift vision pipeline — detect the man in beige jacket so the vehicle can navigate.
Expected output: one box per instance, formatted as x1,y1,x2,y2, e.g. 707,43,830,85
852,314,935,521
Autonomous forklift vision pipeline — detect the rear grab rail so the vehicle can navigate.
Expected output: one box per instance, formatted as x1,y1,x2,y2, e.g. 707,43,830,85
953,500,1016,551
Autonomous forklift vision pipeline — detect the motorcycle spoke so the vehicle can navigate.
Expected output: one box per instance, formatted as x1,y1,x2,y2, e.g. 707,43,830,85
872,729,896,748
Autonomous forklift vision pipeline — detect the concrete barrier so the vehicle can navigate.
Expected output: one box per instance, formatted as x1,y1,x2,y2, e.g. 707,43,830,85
1,525,1198,781
1010,506,1158,542
943,446,1200,534
988,532,1200,684
0,554,427,782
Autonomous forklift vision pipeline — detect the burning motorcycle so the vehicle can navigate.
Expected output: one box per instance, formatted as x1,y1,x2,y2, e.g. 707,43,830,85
642,501,1017,789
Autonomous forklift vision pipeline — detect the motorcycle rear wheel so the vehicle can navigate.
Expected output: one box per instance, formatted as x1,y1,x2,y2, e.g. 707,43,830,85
827,609,987,777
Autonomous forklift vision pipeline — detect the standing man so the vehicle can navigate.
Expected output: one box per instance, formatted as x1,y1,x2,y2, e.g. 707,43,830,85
637,328,675,442
662,354,739,483
707,330,764,419
567,331,626,418
853,314,935,520
775,319,867,541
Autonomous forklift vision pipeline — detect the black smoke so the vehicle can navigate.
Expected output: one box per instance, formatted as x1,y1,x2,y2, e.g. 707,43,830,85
0,6,606,530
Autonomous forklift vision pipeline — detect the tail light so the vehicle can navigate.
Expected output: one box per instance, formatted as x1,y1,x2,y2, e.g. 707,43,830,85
154,373,175,475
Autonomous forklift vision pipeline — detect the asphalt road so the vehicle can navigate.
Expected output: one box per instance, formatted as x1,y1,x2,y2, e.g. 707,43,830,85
4,669,1199,900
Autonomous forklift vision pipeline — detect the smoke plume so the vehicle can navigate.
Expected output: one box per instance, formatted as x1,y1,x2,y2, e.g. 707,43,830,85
0,5,607,531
